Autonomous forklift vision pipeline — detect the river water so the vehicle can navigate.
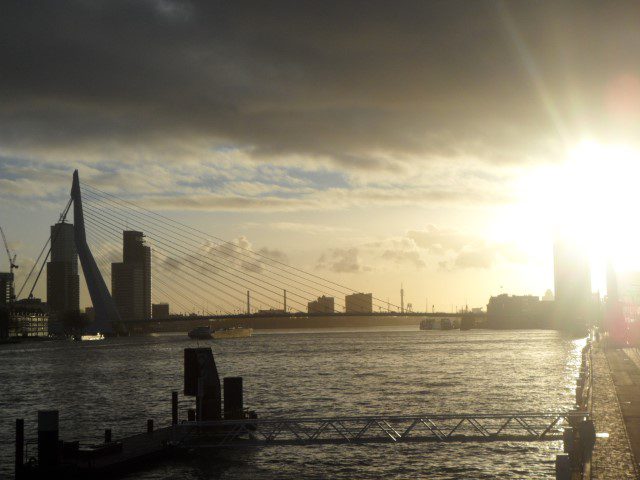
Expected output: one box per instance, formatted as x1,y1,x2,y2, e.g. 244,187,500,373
0,328,584,479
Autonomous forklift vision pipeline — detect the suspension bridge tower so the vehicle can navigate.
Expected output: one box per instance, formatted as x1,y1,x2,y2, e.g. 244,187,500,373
71,170,120,334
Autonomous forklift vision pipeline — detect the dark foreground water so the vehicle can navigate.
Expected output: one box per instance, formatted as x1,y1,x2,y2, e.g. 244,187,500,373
0,328,585,479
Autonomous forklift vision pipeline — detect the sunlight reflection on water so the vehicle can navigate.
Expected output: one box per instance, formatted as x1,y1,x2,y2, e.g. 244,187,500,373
0,329,583,479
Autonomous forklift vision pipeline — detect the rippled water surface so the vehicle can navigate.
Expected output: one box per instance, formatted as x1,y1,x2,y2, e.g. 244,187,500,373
0,328,584,479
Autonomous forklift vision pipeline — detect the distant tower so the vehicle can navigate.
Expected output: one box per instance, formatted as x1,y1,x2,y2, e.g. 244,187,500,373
112,231,151,321
553,236,591,332
400,283,404,314
46,222,80,315
247,290,250,314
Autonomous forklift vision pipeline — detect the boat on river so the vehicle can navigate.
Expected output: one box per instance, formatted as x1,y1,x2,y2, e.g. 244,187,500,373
188,326,253,339
419,318,460,330
419,318,435,330
188,326,212,339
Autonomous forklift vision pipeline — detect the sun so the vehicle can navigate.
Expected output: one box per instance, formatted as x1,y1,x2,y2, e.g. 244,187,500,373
560,140,640,265
492,140,640,295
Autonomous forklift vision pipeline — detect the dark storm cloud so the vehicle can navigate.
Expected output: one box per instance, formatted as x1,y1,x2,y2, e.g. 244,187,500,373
2,1,640,168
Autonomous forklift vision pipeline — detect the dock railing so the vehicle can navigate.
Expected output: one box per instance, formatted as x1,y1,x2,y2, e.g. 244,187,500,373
172,411,590,447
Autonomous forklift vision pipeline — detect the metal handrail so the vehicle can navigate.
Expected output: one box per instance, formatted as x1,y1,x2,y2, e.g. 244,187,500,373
171,410,588,447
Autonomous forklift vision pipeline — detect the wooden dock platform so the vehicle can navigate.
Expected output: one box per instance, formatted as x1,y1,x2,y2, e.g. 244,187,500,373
17,424,188,479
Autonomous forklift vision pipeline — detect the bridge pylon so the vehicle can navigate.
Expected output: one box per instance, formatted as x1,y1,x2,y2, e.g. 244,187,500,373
71,170,120,334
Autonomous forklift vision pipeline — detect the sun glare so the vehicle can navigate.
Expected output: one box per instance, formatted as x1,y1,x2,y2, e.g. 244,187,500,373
500,140,640,294
560,141,640,270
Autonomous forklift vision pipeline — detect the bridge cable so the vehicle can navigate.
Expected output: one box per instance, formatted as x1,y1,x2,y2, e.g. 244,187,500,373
82,205,309,311
84,223,233,315
80,182,401,310
82,194,337,309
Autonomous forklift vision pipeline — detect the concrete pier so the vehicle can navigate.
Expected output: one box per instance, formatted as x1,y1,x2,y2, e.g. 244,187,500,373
590,345,638,479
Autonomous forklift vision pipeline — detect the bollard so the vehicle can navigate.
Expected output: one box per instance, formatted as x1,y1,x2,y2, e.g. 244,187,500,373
38,410,59,469
147,419,154,434
555,453,571,480
15,419,24,473
104,428,112,444
188,408,196,422
580,419,596,454
223,377,243,419
562,427,574,453
172,391,179,425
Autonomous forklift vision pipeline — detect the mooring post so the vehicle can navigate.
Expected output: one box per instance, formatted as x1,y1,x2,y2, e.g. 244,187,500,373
104,428,112,444
147,419,154,434
579,419,596,455
188,409,196,421
37,410,59,469
555,453,571,480
172,391,178,425
15,418,24,473
562,427,574,453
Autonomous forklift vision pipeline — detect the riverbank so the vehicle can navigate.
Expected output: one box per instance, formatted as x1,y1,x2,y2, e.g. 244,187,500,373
591,344,638,479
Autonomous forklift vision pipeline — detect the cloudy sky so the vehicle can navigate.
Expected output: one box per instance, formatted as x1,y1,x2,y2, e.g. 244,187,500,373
2,1,640,311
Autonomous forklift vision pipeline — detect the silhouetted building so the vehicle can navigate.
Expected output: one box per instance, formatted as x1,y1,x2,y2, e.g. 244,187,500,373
46,222,79,315
152,303,170,319
0,272,13,306
9,297,49,337
554,238,591,332
345,293,373,314
112,231,151,322
308,295,334,314
85,306,95,322
487,294,551,329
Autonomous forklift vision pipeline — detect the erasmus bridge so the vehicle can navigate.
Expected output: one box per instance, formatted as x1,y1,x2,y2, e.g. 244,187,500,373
22,171,481,335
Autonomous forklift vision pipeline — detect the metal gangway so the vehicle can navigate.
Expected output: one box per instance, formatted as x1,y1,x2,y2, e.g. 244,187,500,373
173,411,589,447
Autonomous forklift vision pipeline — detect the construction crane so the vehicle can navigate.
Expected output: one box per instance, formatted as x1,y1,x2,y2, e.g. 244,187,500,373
0,225,18,303
0,225,18,275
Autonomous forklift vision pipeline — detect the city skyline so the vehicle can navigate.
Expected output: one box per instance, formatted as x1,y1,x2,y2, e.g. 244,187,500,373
2,3,638,478
2,1,640,311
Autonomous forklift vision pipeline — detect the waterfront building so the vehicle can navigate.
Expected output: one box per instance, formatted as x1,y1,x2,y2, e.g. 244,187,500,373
9,297,49,337
345,293,373,314
46,222,80,315
308,295,334,314
486,294,552,329
152,303,170,319
112,231,151,322
0,272,13,306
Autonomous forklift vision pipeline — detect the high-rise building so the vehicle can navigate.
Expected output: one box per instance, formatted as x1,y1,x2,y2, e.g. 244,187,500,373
345,293,373,313
46,222,80,315
308,296,334,314
554,240,591,305
553,237,591,332
112,231,151,321
0,272,13,306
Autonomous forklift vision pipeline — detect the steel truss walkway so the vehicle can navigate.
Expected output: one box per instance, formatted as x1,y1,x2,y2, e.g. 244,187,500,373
174,411,588,447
